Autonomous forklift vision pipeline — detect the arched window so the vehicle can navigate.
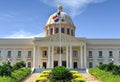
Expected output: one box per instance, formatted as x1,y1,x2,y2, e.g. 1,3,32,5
67,28,70,35
50,28,53,35
55,28,59,33
61,28,64,33
57,47,63,54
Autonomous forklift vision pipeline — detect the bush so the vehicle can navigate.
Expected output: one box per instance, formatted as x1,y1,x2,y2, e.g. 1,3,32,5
98,64,107,70
0,62,13,76
13,61,26,70
89,67,120,82
74,78,86,82
70,70,79,74
49,66,73,82
0,76,16,82
73,74,82,78
112,66,120,75
11,67,31,81
36,77,48,82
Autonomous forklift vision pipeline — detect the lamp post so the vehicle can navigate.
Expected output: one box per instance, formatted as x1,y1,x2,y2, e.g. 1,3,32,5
7,58,10,65
112,58,114,64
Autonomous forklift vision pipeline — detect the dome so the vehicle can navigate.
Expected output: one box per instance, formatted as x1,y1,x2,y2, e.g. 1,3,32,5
46,12,74,25
44,5,75,36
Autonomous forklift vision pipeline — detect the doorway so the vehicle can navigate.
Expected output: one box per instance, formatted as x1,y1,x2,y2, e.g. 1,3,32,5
54,61,58,67
73,62,78,68
62,61,66,67
43,62,47,69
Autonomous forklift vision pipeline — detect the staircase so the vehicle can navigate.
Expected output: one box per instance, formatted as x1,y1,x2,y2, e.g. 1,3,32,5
33,68,86,73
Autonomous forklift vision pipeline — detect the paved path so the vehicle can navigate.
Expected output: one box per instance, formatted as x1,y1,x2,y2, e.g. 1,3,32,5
21,73,40,82
22,73,101,82
81,73,101,82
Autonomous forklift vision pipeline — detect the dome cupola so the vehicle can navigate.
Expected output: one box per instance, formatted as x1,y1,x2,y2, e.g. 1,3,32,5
45,5,76,36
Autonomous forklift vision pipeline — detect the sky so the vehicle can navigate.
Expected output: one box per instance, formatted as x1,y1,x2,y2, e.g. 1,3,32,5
0,0,120,38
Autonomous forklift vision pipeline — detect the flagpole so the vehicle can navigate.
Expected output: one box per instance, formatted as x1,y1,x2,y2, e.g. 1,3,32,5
58,5,62,66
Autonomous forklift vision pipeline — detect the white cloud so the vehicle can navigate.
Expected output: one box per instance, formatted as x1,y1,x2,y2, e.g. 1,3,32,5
4,30,45,38
40,0,108,17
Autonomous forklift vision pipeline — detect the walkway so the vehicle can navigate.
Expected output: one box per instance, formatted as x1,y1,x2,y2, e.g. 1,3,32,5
81,73,101,82
22,73,101,82
21,73,40,82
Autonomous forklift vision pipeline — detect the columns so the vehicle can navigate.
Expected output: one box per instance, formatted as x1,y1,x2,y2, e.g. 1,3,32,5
38,46,41,67
60,48,62,66
66,46,68,68
80,45,83,68
33,46,36,68
48,46,50,68
52,46,54,68
70,46,72,68
84,45,87,68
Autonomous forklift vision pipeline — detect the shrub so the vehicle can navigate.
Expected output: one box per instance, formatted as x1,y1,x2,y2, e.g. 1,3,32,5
11,67,31,81
0,76,16,82
73,74,82,78
0,62,13,76
36,77,48,82
89,67,120,82
112,66,120,75
70,70,79,74
13,61,26,70
98,64,107,70
49,66,73,82
74,78,86,82
42,70,51,74
40,74,49,78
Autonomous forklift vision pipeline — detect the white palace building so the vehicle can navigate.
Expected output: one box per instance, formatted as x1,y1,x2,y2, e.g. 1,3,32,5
0,6,120,69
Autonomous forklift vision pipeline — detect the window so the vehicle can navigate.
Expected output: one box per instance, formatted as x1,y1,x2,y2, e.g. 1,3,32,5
119,51,120,57
42,51,47,57
73,51,78,57
50,28,53,35
99,62,103,65
28,62,31,68
88,51,92,58
61,28,64,33
89,62,93,68
57,47,63,54
99,51,102,57
0,51,1,57
109,51,113,57
67,28,70,35
55,28,59,33
7,51,11,58
18,51,22,57
71,29,74,36
28,51,32,57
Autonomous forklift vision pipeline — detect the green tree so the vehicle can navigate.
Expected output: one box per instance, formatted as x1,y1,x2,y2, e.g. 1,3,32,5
13,61,26,70
0,62,13,76
49,66,73,82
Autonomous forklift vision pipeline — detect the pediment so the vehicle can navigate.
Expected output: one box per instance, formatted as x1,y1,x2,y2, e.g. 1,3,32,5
34,33,85,43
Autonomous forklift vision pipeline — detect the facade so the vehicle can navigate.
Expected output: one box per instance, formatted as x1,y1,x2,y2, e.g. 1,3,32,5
0,6,120,69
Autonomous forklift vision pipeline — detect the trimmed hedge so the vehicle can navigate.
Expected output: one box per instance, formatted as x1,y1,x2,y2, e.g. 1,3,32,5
36,77,48,82
11,67,31,82
74,78,86,82
89,67,120,82
0,76,16,82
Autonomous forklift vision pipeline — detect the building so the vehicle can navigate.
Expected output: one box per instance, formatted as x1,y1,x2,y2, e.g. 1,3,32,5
0,5,120,69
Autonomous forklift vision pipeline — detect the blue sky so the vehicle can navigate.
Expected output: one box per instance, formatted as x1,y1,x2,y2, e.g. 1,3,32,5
0,0,120,38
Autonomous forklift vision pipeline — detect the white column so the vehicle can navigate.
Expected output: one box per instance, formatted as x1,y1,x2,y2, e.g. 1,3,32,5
80,45,83,68
70,46,72,68
33,46,36,68
66,46,68,68
84,45,87,68
48,46,50,68
52,46,54,68
38,46,40,68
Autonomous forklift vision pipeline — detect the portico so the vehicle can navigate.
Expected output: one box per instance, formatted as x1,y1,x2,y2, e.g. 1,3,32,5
33,33,87,68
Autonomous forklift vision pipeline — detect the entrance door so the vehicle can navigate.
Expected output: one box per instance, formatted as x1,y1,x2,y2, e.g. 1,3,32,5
54,61,58,67
73,62,78,69
62,61,66,67
43,62,47,69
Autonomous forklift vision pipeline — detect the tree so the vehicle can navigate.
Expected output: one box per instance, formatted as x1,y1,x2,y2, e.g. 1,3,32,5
49,66,73,82
0,62,13,76
13,61,26,70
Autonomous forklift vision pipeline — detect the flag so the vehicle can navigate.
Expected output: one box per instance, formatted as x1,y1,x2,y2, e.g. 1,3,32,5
52,11,60,22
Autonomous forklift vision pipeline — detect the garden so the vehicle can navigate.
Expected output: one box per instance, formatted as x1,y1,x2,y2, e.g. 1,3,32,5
89,62,120,82
0,61,31,82
36,66,86,82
